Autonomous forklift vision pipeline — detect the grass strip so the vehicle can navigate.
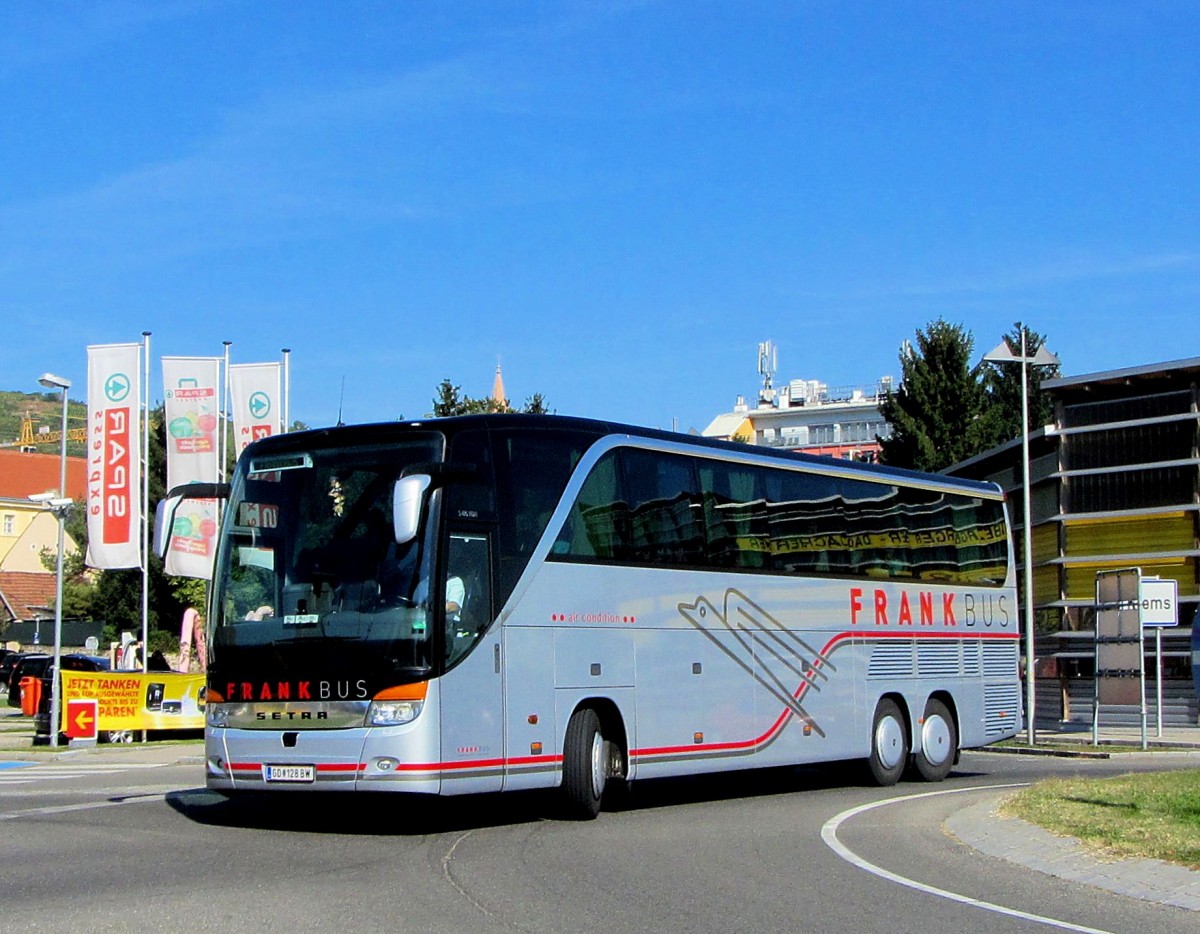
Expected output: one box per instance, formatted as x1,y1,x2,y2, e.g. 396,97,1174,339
1002,769,1200,870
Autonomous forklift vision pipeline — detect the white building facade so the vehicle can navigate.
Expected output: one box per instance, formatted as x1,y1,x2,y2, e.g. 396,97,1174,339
703,376,894,462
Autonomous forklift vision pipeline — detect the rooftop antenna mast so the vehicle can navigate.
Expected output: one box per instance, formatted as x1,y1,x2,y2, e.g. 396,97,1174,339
757,339,777,404
336,376,346,427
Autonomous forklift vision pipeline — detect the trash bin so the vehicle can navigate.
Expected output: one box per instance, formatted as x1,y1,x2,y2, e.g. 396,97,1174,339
19,675,42,717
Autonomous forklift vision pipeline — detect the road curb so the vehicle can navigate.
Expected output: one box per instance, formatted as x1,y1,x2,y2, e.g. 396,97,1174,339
984,745,1111,759
947,794,1200,912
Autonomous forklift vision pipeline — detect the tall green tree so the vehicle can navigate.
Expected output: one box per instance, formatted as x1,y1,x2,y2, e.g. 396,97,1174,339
978,322,1061,448
878,319,991,472
428,379,551,417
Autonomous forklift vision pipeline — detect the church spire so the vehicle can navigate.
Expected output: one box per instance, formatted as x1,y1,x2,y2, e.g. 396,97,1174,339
491,363,507,406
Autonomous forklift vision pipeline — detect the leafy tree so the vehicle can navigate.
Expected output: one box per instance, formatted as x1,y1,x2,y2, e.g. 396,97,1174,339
878,319,991,472
428,379,551,417
978,322,1061,447
523,393,552,415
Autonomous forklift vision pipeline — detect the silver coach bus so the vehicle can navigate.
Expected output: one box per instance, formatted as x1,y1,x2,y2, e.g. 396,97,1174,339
163,414,1021,818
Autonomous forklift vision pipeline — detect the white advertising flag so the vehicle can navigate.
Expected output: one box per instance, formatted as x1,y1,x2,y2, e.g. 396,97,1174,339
160,356,222,578
229,362,282,456
162,356,221,488
163,497,219,578
86,343,142,569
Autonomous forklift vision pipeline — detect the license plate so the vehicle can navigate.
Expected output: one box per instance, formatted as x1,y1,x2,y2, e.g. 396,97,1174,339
264,764,315,783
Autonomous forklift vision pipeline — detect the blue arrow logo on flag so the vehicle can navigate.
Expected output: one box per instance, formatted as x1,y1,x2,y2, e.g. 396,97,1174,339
105,373,131,402
249,392,271,419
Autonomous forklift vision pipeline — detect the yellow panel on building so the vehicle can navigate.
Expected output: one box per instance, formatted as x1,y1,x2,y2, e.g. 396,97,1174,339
1031,525,1058,564
1033,564,1059,606
1064,512,1193,557
1064,557,1194,602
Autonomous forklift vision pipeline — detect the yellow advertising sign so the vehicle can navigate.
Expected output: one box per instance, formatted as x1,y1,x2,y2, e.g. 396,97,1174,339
58,670,205,733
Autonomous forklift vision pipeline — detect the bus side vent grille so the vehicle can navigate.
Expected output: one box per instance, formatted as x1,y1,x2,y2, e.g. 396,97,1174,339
917,642,960,678
868,641,914,679
962,641,981,677
984,684,1021,736
982,641,1017,681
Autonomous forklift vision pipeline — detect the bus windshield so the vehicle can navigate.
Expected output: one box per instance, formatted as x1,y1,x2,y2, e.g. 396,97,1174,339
211,434,444,693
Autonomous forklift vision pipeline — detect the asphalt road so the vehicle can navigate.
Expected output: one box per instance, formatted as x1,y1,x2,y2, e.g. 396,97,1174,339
1,750,1197,933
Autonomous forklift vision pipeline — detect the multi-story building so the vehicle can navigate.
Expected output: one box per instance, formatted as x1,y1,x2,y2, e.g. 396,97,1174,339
0,449,86,631
703,376,895,461
948,356,1200,725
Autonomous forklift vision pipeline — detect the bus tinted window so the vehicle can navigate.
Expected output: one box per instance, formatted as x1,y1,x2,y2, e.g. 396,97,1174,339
446,430,496,522
553,446,1008,586
697,460,769,570
492,428,600,604
555,451,627,560
621,449,705,566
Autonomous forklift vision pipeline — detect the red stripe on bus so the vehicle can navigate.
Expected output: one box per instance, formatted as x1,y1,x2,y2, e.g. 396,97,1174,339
632,629,1018,759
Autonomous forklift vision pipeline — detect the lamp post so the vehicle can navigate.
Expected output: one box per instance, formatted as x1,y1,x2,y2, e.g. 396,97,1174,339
37,372,72,748
984,329,1058,745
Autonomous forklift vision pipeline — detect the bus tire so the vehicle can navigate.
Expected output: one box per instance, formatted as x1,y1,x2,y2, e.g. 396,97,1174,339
562,708,606,820
913,698,956,782
868,698,908,786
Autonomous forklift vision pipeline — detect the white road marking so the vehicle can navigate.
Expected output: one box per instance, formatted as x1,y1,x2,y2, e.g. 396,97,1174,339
821,783,1115,934
0,762,167,785
0,793,169,821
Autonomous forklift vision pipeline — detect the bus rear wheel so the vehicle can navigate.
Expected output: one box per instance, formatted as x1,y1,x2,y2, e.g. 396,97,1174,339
562,708,607,820
913,699,956,782
867,698,908,786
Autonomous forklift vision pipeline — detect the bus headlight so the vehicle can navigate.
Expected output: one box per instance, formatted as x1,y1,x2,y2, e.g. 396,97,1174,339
368,700,423,726
207,704,231,729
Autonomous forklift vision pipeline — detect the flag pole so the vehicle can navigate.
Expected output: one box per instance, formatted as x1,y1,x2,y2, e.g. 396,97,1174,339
140,332,151,743
282,348,291,433
221,341,232,483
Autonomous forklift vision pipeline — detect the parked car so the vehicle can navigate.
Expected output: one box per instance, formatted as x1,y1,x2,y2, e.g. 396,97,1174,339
0,650,25,697
34,654,112,743
6,653,49,708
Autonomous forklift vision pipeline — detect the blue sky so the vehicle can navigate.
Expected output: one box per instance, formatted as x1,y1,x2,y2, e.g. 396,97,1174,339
2,1,1197,434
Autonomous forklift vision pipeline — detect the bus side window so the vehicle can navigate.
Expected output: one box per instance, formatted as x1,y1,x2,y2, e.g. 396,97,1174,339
770,470,840,576
621,449,704,567
554,452,627,560
492,428,598,603
445,533,491,666
698,460,769,570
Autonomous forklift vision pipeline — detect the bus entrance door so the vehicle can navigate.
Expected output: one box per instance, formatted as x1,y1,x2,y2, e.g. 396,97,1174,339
438,630,504,795
437,533,504,795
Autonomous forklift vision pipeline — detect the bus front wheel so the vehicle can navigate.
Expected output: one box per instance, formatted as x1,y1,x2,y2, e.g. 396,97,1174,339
868,698,908,786
562,708,606,820
913,698,956,782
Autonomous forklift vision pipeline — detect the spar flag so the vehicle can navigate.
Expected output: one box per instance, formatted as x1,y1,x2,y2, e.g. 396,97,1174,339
161,357,221,578
162,357,220,488
86,343,142,569
229,362,282,456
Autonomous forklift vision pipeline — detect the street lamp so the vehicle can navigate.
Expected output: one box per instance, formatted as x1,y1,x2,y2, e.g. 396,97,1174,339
984,329,1058,745
36,371,71,748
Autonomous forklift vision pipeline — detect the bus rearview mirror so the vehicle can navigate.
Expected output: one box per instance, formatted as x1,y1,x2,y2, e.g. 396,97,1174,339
152,496,180,558
393,474,432,545
154,482,231,559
